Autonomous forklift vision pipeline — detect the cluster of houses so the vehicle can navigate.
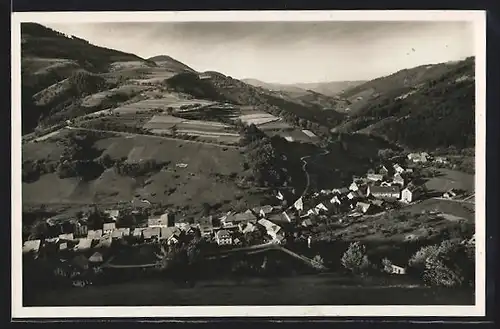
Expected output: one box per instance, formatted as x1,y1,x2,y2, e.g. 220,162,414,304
288,161,426,226
22,203,296,261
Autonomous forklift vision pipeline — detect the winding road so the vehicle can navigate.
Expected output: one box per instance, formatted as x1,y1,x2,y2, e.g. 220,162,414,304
285,149,331,212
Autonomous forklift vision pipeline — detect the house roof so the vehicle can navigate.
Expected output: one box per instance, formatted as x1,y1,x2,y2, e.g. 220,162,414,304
58,233,74,240
230,212,257,223
148,217,168,226
258,218,281,233
22,240,41,253
87,230,102,239
252,205,275,214
103,223,116,231
367,174,384,181
133,228,145,236
369,186,400,194
89,252,103,263
95,236,112,248
143,227,161,239
75,238,93,250
241,222,256,234
160,227,181,240
216,230,231,239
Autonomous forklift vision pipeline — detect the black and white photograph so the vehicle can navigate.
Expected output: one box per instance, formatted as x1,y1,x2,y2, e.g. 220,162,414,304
11,10,486,318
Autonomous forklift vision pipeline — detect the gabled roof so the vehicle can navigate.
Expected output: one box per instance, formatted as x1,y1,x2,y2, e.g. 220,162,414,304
252,205,275,214
258,218,281,233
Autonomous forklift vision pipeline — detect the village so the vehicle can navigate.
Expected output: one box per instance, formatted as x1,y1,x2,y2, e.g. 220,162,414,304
22,151,470,287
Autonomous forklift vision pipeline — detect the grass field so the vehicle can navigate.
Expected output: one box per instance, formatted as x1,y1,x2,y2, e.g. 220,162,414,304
22,135,262,214
404,199,475,222
24,274,473,306
425,168,474,193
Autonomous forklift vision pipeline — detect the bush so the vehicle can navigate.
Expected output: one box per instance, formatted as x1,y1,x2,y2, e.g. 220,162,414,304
409,239,474,287
341,242,371,275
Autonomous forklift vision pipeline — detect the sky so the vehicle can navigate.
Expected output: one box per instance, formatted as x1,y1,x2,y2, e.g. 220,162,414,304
44,21,475,84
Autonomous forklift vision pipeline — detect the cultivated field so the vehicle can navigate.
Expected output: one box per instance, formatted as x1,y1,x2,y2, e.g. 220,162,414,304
237,113,280,125
22,135,263,214
81,84,151,108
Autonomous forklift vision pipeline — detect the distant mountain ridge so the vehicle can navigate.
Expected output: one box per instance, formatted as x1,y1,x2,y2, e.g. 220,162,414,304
242,78,366,97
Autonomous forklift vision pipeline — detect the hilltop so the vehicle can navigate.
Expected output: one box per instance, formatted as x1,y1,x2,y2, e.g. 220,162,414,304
333,57,475,151
147,55,196,73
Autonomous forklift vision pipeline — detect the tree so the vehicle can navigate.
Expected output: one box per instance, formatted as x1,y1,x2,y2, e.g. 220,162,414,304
30,221,49,240
341,242,371,275
381,257,393,273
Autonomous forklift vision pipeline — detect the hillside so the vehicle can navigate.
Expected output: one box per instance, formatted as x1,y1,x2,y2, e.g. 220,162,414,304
333,57,475,151
147,55,196,73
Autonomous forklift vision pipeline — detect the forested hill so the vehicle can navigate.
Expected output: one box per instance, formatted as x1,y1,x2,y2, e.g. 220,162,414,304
334,57,475,151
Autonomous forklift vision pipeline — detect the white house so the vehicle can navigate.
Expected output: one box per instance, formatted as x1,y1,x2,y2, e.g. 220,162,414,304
104,209,120,221
160,227,181,245
393,164,405,174
401,187,420,203
356,202,371,214
315,203,329,213
215,230,232,245
389,264,406,275
330,196,341,205
349,182,359,192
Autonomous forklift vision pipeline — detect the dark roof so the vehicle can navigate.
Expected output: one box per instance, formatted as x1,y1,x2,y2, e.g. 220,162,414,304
369,186,400,194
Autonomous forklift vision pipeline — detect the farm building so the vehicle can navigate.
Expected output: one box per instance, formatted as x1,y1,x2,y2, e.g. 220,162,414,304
111,228,130,239
367,186,401,200
215,230,232,246
401,187,420,203
103,223,116,234
22,239,41,254
133,228,145,238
